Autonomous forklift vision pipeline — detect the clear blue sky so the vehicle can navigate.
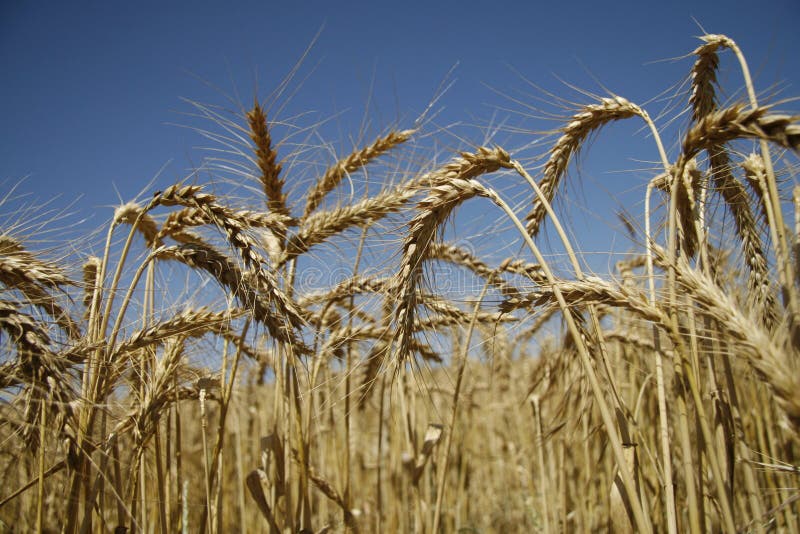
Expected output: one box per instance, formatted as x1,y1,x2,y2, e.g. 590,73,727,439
1,0,798,261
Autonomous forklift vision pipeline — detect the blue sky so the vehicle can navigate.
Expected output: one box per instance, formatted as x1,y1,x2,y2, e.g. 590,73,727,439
1,0,799,262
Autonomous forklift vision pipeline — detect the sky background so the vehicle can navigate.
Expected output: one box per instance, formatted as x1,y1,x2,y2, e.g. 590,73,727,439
1,0,799,268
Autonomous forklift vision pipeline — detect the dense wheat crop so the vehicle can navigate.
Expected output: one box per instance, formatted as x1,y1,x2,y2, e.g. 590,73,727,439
1,34,798,533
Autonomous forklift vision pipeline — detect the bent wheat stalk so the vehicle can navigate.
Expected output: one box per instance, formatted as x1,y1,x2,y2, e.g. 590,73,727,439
394,147,513,361
526,96,669,236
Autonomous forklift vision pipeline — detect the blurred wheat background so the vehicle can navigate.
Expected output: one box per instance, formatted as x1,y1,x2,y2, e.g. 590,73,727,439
1,4,800,532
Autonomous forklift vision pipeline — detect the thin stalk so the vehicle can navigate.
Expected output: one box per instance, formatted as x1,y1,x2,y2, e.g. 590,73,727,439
198,319,250,534
512,161,628,412
431,281,491,533
667,162,736,532
514,161,653,531
344,225,369,520
66,219,119,532
173,375,184,533
36,395,46,534
531,396,551,534
645,177,678,534
200,389,211,534
112,434,125,528
484,185,653,533
235,412,247,530
664,151,705,534
376,373,388,533
729,39,799,345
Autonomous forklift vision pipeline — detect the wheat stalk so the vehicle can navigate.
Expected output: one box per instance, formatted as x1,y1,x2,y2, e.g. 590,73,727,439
157,243,307,351
689,34,736,121
247,102,288,217
526,96,645,236
158,206,294,243
394,147,512,362
682,105,800,158
0,235,80,338
303,129,415,218
114,202,162,248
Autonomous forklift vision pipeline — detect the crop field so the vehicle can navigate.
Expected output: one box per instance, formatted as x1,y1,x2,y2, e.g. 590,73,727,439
0,34,799,532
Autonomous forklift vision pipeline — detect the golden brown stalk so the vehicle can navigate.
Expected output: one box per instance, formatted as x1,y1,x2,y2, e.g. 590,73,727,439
656,251,800,433
247,102,288,217
431,281,490,534
76,307,244,400
394,147,513,362
110,337,187,444
526,96,644,236
303,129,415,218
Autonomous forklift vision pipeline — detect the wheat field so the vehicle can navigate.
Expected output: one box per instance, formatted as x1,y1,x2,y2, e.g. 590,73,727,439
1,34,799,533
